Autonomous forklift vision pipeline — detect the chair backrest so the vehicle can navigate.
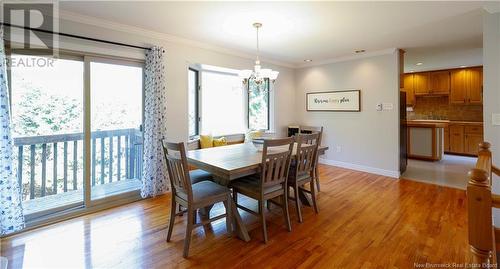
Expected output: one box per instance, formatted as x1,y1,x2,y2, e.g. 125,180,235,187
260,137,294,189
294,133,320,178
300,125,323,145
467,142,500,266
161,140,193,201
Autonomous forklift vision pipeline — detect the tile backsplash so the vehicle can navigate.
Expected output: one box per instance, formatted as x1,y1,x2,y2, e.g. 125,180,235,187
407,96,483,122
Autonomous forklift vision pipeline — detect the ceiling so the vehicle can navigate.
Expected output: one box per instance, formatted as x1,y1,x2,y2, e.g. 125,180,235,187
59,1,485,69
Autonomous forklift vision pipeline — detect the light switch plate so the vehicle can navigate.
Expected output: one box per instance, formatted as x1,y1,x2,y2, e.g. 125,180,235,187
376,104,383,111
382,103,394,110
493,113,500,126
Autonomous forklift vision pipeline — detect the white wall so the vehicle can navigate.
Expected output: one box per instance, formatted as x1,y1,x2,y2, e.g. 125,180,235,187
483,10,500,167
51,17,296,142
294,51,401,177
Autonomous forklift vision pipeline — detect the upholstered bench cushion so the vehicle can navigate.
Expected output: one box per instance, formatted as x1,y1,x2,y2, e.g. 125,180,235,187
189,169,213,184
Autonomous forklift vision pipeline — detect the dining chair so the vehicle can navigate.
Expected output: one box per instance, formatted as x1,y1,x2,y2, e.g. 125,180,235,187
162,140,213,214
300,126,323,192
162,141,233,258
288,133,320,223
230,137,294,243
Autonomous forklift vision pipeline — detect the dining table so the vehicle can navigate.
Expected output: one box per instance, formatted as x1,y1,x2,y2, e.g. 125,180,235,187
186,142,329,242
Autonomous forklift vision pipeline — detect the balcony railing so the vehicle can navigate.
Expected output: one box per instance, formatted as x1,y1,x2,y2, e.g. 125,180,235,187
14,128,143,214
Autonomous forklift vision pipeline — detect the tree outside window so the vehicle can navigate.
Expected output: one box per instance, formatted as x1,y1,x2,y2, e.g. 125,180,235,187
248,79,269,130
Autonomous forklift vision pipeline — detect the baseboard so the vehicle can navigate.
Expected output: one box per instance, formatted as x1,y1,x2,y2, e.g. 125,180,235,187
319,158,400,178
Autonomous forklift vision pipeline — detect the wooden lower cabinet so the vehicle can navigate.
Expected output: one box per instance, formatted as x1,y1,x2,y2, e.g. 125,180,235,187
445,123,483,156
465,133,483,155
444,126,449,152
449,125,464,153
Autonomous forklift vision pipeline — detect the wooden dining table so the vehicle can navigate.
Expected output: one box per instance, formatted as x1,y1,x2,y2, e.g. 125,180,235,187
186,142,328,242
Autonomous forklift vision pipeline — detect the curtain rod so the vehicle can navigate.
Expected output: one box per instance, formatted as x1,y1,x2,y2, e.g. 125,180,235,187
1,22,152,51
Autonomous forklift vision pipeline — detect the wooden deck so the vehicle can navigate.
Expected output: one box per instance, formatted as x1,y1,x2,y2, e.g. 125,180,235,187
2,164,468,268
23,179,141,216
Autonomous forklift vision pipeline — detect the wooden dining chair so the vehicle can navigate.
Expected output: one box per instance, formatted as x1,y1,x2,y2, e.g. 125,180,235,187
300,126,323,192
230,137,294,243
288,133,320,223
162,141,233,258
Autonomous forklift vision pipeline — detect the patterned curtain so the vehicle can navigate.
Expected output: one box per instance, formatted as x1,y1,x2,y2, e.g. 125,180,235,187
0,27,25,235
141,46,169,198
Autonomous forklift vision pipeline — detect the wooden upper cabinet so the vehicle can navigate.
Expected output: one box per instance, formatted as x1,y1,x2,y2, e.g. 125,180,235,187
403,74,415,106
413,72,431,95
450,69,467,104
430,71,450,95
467,67,483,104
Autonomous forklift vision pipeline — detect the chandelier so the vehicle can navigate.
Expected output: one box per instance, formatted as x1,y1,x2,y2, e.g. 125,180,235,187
238,22,279,85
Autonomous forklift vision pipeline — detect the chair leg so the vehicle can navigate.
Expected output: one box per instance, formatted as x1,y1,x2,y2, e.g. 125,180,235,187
183,207,194,258
282,193,292,232
294,185,303,223
259,200,268,243
315,166,321,192
223,196,233,234
167,197,176,242
310,180,319,214
266,200,271,211
232,188,238,204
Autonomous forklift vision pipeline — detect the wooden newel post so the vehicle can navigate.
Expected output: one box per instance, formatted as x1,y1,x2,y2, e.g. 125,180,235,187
467,142,494,268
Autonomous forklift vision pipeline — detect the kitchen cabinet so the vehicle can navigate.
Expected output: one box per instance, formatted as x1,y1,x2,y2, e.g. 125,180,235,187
449,125,464,153
446,123,483,156
467,67,482,104
403,73,415,106
465,134,483,155
430,71,450,95
450,69,467,104
413,72,431,95
450,67,483,105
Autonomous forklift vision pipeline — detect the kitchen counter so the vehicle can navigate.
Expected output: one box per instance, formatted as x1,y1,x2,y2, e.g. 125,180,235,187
406,120,448,128
406,120,445,161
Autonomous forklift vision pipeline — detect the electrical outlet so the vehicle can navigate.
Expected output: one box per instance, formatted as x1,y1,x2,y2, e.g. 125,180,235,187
336,146,341,153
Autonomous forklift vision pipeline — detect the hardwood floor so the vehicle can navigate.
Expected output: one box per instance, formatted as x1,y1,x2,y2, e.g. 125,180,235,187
1,164,468,268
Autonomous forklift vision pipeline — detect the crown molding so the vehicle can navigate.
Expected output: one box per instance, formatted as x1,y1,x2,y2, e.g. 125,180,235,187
484,2,500,14
296,48,398,69
58,10,296,68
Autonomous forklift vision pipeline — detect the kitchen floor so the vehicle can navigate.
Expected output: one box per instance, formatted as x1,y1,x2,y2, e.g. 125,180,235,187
402,154,477,190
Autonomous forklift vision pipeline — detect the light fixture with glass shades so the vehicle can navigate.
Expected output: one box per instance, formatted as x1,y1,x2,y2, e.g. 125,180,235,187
239,22,279,85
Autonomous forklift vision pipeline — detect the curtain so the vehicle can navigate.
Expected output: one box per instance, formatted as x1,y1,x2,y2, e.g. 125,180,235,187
141,46,169,198
0,27,25,235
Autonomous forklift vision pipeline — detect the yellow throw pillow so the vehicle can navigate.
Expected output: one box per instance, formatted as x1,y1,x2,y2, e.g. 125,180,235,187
213,137,228,147
200,134,213,149
245,130,263,142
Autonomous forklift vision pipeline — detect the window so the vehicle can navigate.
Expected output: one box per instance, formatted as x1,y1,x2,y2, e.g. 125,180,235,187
188,65,272,137
248,79,270,130
188,68,199,137
200,69,245,135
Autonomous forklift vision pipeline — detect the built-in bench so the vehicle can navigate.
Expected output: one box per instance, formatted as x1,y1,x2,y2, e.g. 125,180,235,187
467,141,500,266
187,133,246,150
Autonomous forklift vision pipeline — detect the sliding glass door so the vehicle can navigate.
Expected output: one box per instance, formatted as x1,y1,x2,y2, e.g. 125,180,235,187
9,52,144,223
10,54,85,219
89,58,144,202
